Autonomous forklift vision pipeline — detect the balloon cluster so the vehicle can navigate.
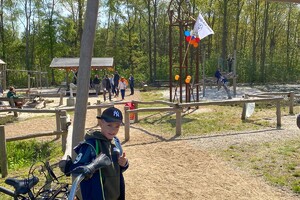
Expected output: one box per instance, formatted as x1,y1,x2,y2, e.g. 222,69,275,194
184,30,200,48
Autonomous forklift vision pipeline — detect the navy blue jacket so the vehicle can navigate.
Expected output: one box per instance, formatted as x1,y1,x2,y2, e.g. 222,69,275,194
69,131,128,200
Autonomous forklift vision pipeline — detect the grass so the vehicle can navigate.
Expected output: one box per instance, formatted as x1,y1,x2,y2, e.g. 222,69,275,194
220,140,300,194
137,90,278,137
0,140,66,199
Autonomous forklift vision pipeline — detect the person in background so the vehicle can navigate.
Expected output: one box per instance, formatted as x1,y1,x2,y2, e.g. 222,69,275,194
118,77,127,100
7,86,23,108
113,71,120,97
110,74,115,96
59,107,129,200
227,54,234,73
93,75,101,96
214,68,228,90
128,74,134,95
102,74,112,101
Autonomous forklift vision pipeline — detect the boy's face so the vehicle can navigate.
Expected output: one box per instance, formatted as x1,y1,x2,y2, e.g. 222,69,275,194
99,119,121,140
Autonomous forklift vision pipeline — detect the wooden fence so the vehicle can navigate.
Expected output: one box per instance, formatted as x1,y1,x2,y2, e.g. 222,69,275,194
123,96,285,141
0,102,125,178
0,92,296,177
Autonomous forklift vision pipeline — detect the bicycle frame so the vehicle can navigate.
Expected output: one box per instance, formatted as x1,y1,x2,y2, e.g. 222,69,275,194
68,174,84,200
0,154,111,200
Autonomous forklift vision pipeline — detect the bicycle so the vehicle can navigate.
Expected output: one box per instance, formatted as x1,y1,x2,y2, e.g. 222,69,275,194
0,153,111,200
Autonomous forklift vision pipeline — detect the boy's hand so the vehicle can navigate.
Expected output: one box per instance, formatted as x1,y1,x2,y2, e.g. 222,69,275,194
118,152,128,167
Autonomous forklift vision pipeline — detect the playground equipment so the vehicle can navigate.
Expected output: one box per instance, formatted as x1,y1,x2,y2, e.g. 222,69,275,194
167,0,201,103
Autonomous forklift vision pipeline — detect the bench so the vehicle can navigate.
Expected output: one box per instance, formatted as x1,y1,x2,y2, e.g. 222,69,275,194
0,97,26,108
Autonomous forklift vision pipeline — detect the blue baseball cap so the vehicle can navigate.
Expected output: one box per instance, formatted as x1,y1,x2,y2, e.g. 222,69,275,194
97,107,123,123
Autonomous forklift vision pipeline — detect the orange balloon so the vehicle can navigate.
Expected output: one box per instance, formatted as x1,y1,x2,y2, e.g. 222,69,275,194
175,75,180,81
187,75,191,79
185,78,191,84
193,43,198,48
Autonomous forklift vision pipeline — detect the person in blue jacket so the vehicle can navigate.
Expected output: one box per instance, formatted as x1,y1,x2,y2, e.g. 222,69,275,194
60,107,129,200
214,68,228,85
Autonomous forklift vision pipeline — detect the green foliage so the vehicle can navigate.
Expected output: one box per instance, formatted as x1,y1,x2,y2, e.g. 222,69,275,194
0,1,299,87
4,140,62,171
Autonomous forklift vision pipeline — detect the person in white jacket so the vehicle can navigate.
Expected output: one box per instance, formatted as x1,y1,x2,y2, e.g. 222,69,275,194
118,77,127,100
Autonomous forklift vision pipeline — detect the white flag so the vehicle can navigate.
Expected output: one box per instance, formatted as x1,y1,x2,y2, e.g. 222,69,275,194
193,13,214,40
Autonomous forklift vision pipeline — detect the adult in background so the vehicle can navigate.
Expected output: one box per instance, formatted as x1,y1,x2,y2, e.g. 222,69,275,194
102,75,112,101
113,71,120,97
109,74,115,96
129,74,134,95
93,74,101,96
227,54,234,73
118,77,127,100
7,86,24,108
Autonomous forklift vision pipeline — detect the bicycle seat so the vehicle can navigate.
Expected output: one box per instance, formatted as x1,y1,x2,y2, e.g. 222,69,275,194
5,176,39,195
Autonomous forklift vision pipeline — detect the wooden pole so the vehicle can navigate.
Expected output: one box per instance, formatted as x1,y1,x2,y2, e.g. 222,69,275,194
175,108,182,136
59,92,64,106
124,106,130,141
97,100,102,116
233,50,237,97
241,95,248,120
289,91,294,115
0,126,8,178
56,110,61,132
133,101,138,122
60,110,68,153
276,100,281,127
72,0,100,159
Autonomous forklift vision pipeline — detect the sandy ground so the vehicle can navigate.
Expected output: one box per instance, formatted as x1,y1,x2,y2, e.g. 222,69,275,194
3,86,300,200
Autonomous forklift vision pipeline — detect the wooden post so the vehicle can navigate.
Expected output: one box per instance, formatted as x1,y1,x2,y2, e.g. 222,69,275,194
55,110,62,139
134,101,138,123
124,106,130,141
60,110,68,152
233,50,237,97
0,126,8,178
241,95,248,120
289,92,294,115
175,107,182,136
276,100,281,127
97,100,102,117
59,92,64,106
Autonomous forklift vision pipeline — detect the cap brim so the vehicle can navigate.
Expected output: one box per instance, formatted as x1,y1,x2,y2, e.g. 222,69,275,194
97,116,122,123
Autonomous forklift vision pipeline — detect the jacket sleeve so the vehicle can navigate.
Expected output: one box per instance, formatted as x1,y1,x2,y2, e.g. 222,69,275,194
63,142,97,175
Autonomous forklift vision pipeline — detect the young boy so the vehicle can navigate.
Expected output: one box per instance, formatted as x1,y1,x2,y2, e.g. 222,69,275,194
60,107,129,200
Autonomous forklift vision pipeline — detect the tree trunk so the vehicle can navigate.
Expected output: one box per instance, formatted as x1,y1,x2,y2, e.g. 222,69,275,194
259,1,269,83
251,0,259,84
221,0,229,71
0,0,5,59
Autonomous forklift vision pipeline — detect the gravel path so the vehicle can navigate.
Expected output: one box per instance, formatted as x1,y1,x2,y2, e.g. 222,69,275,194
187,115,300,150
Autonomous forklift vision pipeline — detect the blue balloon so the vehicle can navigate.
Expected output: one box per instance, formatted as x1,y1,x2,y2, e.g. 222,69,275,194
184,30,190,37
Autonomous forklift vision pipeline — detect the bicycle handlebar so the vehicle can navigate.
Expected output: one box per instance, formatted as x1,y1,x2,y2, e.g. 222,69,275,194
68,153,112,200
